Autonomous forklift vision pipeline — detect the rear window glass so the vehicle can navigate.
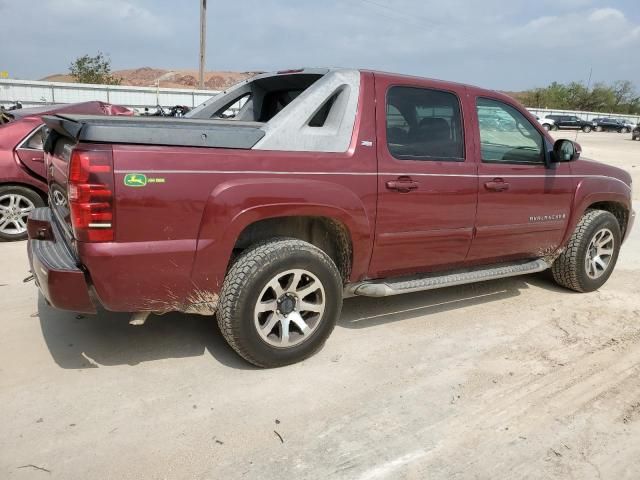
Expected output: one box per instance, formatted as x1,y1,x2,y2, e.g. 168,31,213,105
188,73,323,123
386,86,464,161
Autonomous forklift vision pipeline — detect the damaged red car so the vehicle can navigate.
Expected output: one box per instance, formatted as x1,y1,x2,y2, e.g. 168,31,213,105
0,101,133,240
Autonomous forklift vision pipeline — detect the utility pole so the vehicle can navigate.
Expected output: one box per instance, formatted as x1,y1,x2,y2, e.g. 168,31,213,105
199,0,207,89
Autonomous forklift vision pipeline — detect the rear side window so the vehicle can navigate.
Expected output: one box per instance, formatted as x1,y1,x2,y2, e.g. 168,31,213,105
386,86,464,161
476,98,544,165
23,126,48,150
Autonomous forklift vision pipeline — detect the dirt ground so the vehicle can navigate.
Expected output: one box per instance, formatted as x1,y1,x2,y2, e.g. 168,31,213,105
1,131,639,480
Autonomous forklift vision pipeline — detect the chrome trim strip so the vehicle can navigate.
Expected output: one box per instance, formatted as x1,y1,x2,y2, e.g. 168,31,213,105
114,170,378,176
112,169,631,188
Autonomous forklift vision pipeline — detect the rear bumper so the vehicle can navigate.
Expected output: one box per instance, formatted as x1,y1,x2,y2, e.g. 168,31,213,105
27,208,96,314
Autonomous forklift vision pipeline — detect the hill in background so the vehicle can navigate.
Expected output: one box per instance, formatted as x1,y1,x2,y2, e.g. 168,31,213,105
41,67,260,90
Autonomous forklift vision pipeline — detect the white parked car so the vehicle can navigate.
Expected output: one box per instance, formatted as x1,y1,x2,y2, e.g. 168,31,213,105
535,115,556,131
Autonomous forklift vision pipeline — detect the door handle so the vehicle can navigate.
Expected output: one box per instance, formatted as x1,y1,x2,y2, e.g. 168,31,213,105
484,178,510,192
386,176,419,193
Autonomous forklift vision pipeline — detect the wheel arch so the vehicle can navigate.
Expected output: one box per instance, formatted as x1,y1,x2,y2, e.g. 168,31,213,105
190,177,374,293
0,181,47,203
586,201,630,239
232,215,353,282
562,179,632,248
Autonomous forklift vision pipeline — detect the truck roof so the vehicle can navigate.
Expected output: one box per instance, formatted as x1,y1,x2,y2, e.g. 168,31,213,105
239,67,518,107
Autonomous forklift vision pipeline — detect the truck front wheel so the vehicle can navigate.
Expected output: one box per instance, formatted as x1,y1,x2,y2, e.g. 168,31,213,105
551,210,621,292
217,238,343,367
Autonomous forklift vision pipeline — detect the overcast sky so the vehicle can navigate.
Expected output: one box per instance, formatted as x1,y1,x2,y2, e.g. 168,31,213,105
1,0,638,90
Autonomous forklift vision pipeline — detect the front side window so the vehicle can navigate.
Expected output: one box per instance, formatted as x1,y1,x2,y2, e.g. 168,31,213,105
476,98,544,165
386,86,464,161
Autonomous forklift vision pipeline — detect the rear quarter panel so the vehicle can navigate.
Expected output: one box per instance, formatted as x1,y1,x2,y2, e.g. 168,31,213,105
89,72,378,313
100,146,377,312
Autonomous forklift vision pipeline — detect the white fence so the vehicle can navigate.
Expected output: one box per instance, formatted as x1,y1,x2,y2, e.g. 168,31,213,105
527,107,640,125
0,79,219,110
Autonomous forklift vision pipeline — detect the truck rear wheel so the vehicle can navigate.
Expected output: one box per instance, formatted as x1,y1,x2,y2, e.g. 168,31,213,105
551,210,621,292
217,238,343,367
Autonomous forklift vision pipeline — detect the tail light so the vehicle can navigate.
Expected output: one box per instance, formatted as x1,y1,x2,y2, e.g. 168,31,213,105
68,146,114,242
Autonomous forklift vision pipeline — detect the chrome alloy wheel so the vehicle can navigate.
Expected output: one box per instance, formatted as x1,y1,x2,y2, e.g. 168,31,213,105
585,228,614,279
254,269,326,348
0,193,35,236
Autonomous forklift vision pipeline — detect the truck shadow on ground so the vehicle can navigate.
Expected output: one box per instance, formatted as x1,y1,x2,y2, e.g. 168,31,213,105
37,295,253,370
39,272,564,370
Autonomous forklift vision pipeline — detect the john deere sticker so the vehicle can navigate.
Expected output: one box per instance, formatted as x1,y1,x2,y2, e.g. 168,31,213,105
124,173,147,187
123,173,165,187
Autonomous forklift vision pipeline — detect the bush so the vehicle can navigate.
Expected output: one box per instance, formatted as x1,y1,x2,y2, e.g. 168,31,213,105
69,52,122,85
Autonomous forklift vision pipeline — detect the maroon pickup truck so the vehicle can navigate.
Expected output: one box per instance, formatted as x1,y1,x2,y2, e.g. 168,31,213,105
27,68,634,367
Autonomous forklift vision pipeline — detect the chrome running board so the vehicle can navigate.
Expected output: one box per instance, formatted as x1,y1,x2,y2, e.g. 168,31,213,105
345,259,550,298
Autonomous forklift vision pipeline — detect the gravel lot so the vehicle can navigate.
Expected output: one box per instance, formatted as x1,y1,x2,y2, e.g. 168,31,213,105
1,131,639,480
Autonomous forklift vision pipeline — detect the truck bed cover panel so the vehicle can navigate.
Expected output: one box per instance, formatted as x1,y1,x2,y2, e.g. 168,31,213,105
42,114,265,149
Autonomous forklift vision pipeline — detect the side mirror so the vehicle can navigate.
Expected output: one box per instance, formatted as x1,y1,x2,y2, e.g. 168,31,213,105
552,139,581,162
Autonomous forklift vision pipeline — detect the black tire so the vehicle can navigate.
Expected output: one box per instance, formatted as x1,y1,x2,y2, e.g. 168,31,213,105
0,185,45,241
582,125,592,133
552,210,621,293
217,238,343,368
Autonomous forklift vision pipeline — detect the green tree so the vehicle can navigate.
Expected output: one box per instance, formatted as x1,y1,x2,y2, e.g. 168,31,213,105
69,52,122,85
519,80,640,115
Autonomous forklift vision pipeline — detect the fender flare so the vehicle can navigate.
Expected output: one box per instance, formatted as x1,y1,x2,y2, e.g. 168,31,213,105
560,177,632,246
190,176,375,291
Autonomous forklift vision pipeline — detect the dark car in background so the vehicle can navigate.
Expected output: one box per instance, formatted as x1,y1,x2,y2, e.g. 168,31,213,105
0,101,133,240
592,118,632,133
543,114,595,133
